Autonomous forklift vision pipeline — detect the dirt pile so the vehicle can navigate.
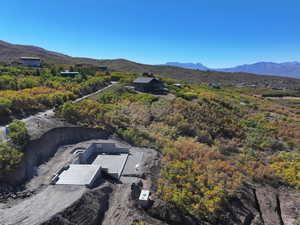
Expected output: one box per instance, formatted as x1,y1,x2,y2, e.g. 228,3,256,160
41,186,112,225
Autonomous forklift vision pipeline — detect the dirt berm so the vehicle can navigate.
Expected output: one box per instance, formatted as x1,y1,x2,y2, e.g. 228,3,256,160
40,186,112,225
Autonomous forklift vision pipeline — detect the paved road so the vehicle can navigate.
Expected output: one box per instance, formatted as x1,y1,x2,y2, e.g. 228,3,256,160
73,84,113,103
266,96,300,100
0,84,113,142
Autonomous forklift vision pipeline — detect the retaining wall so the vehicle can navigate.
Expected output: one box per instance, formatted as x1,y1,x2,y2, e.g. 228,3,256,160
0,127,109,185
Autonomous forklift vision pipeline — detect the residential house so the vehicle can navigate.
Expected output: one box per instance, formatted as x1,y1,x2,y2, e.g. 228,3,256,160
60,70,79,77
20,57,41,67
133,77,164,92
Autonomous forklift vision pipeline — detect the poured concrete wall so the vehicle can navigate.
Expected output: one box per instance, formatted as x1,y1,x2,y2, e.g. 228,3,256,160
77,143,129,164
0,127,109,185
78,147,94,164
95,143,129,154
92,154,129,178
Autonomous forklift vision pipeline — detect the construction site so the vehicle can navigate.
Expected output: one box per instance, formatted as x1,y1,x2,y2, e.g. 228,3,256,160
0,82,165,225
0,139,159,225
0,125,161,225
53,141,145,186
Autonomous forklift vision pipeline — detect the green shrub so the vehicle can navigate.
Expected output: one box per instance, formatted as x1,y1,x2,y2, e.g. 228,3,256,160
270,152,300,188
7,120,30,149
0,144,23,171
0,75,17,90
57,102,81,124
0,97,12,116
98,91,121,104
17,76,41,89
122,93,158,104
117,128,153,147
111,75,122,81
176,91,198,100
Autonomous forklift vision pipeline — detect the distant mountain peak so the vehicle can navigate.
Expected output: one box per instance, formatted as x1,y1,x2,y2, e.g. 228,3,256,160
218,61,300,78
164,61,300,78
165,62,209,70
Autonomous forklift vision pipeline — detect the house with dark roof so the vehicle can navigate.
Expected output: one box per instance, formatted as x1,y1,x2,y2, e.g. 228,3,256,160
20,57,41,67
133,77,164,92
209,83,221,89
98,66,108,71
60,70,79,77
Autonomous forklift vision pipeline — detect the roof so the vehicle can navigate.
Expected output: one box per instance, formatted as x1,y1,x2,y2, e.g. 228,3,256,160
139,190,150,201
20,57,41,60
133,77,158,84
209,83,220,88
61,70,79,74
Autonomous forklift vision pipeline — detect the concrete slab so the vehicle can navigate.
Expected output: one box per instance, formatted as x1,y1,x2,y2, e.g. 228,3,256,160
122,152,144,176
119,176,138,184
56,164,101,186
92,154,128,178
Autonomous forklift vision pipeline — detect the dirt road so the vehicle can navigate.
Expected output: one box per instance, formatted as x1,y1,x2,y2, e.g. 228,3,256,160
0,84,113,142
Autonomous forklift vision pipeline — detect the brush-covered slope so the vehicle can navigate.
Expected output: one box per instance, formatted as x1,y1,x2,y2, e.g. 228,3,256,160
55,75,300,225
1,40,300,88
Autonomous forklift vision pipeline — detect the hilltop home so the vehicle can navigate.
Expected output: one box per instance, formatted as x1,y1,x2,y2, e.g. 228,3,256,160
60,70,79,77
133,77,163,92
20,57,41,67
98,66,108,71
209,83,221,89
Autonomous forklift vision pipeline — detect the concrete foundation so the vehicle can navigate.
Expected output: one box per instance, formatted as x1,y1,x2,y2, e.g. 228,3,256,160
56,165,102,187
73,143,129,164
92,154,128,178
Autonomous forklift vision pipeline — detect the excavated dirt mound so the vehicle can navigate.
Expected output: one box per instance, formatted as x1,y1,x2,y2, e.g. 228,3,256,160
41,186,112,225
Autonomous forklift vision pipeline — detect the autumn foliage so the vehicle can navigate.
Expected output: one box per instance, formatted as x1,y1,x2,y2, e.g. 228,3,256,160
2,63,297,222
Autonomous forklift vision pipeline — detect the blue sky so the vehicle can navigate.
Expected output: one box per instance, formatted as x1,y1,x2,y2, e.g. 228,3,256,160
1,0,299,67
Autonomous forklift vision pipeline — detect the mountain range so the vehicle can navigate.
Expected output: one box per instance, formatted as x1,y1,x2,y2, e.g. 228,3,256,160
165,61,300,79
1,40,300,88
165,62,209,71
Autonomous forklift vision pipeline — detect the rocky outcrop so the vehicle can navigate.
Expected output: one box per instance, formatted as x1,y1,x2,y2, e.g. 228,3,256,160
0,127,109,185
146,185,300,225
216,186,264,225
147,198,205,225
255,187,283,225
278,189,300,225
